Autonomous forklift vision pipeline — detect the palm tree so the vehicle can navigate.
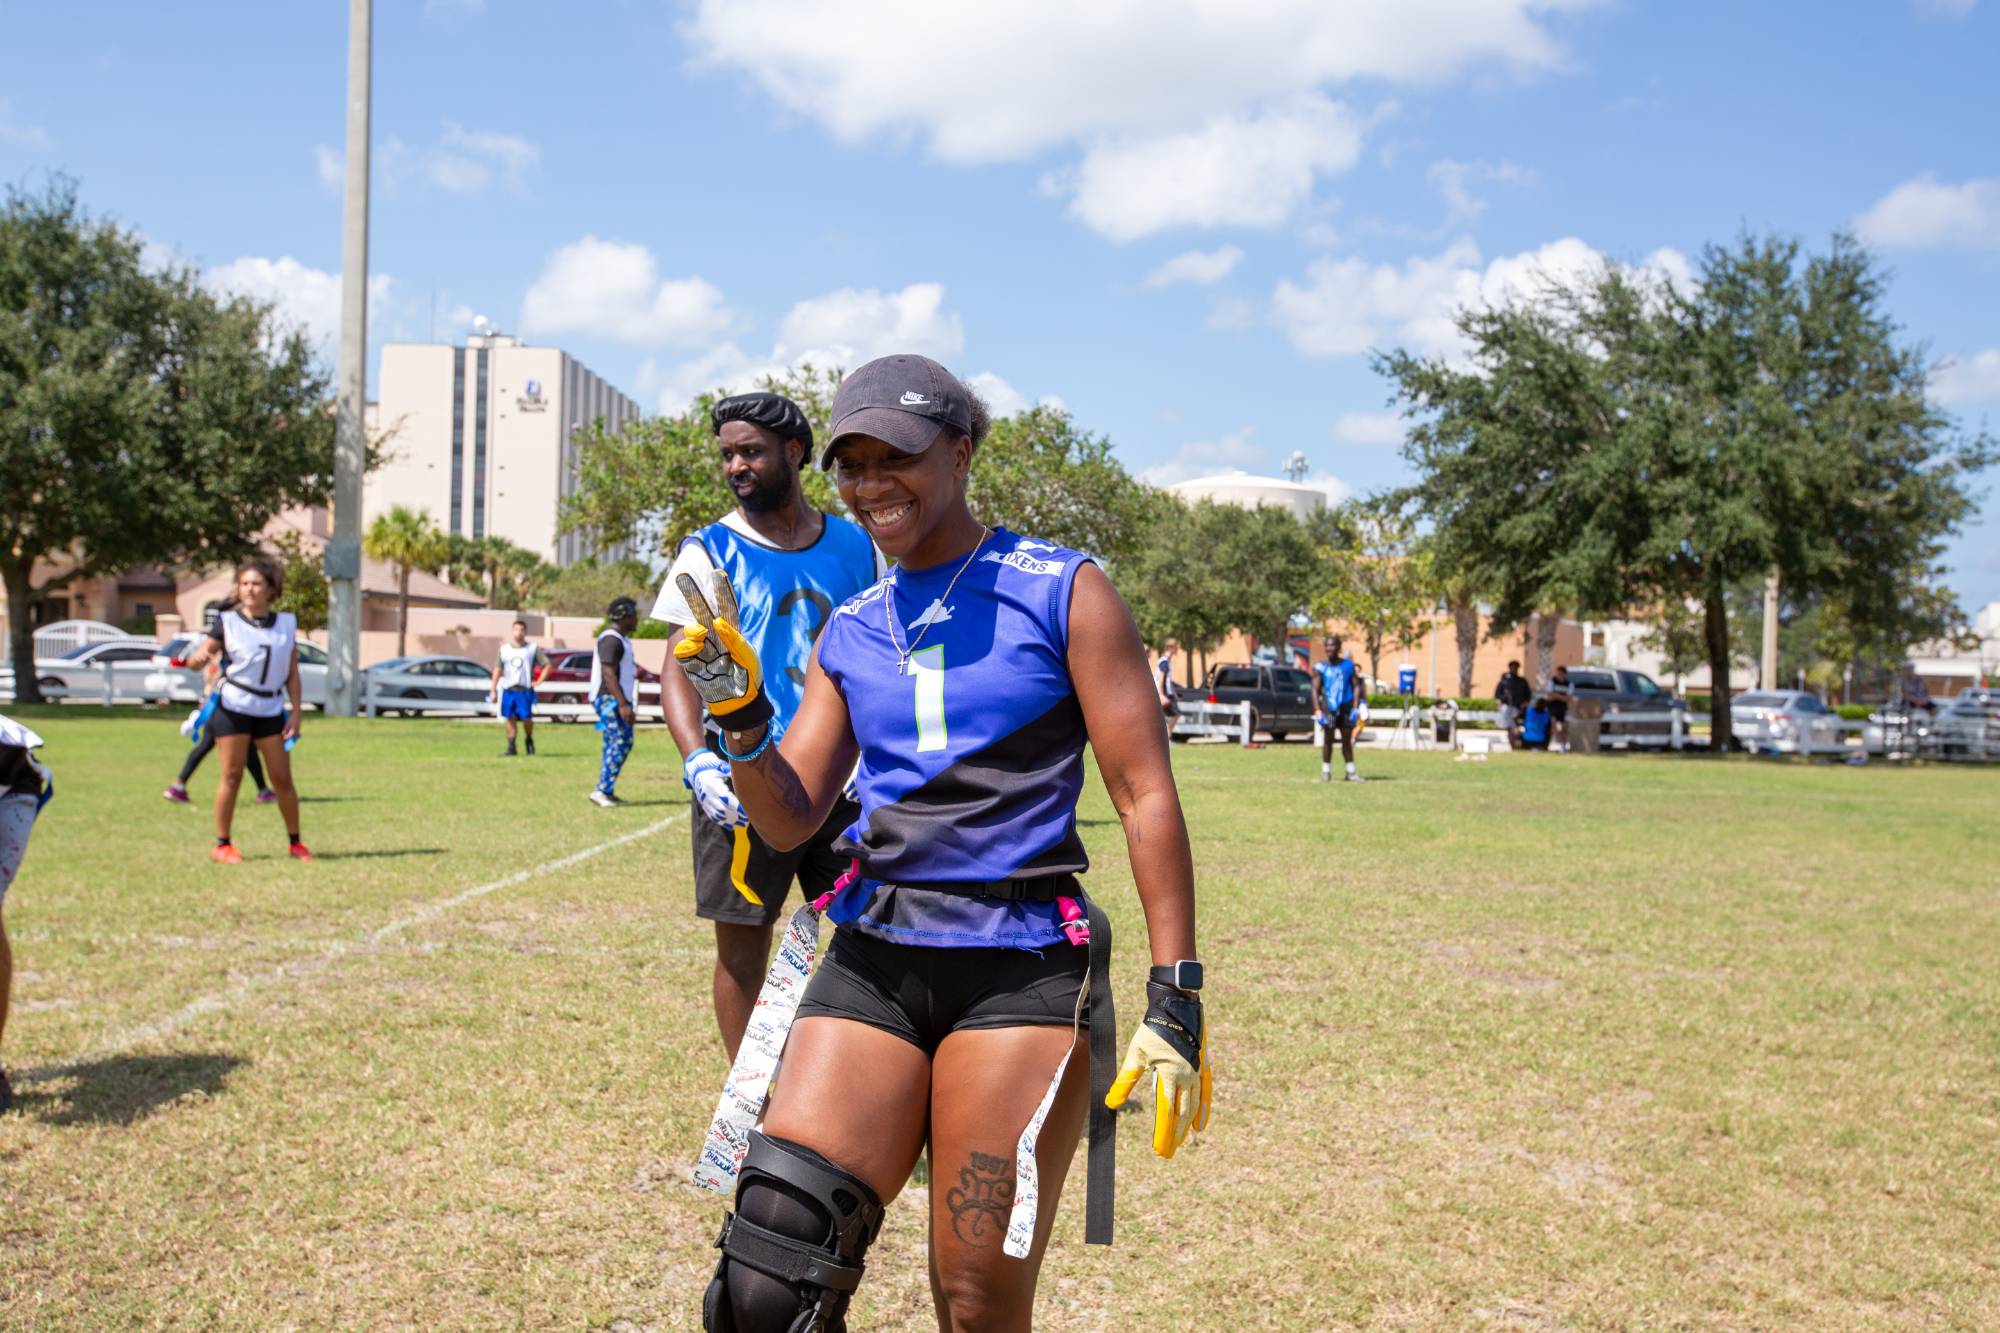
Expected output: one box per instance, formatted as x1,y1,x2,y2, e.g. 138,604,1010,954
364,506,448,656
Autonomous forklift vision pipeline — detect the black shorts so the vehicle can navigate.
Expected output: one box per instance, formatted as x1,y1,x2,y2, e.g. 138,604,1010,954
796,925,1087,1056
1546,698,1569,722
1327,703,1356,732
208,706,285,741
691,797,859,927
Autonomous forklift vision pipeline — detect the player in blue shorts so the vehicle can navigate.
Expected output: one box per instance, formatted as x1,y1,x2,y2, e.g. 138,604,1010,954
488,619,550,757
1314,633,1365,783
673,356,1210,1330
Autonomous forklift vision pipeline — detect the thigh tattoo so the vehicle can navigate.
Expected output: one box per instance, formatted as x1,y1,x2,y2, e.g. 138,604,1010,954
945,1151,1015,1247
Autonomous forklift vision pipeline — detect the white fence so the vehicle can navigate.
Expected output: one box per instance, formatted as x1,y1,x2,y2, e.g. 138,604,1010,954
1171,700,1256,745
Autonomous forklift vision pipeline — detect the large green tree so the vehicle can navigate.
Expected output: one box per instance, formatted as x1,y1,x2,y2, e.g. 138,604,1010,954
966,405,1156,562
1381,232,1990,747
364,506,448,657
1314,503,1437,688
562,366,1155,564
1,180,335,699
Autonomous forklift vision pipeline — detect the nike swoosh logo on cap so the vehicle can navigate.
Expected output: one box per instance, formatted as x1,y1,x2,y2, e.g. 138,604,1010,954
899,391,930,406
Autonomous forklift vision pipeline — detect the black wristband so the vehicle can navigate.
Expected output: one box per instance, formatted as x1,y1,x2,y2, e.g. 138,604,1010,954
1142,980,1204,1067
708,690,774,745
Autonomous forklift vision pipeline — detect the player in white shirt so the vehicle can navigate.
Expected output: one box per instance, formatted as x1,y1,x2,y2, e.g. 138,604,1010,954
181,559,310,863
487,619,550,757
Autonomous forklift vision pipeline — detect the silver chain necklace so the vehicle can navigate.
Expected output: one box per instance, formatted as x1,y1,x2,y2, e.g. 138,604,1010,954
886,527,989,675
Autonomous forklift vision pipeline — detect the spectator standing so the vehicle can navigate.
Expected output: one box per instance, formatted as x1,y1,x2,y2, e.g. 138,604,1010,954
1548,664,1573,752
1495,660,1532,748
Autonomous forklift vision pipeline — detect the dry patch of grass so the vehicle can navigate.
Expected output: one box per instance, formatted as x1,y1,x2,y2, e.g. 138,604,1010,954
2,710,1998,1328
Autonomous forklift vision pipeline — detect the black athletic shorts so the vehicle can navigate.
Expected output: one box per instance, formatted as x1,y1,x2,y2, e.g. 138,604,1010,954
691,796,859,927
208,706,285,741
1546,698,1569,722
795,925,1087,1056
1327,703,1356,732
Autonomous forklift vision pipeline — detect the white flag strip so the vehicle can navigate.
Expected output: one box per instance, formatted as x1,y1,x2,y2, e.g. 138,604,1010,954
692,903,821,1195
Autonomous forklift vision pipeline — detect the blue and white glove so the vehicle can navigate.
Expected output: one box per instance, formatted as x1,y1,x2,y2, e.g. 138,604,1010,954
684,750,749,829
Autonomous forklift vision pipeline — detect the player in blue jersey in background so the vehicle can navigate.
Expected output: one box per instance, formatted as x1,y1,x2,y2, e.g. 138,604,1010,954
653,392,883,1062
1314,633,1366,783
673,356,1208,1331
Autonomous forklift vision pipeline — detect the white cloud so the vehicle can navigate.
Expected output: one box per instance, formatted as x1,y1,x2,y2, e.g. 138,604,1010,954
652,283,973,413
685,1,1585,238
967,371,1028,417
1932,349,2000,405
1138,425,1265,487
205,256,392,352
1144,245,1246,289
1055,94,1364,240
1426,158,1533,222
773,283,963,366
1330,410,1406,446
1856,174,2000,250
1271,236,1687,360
686,0,1582,163
315,123,540,196
518,236,737,348
1303,470,1355,505
430,123,539,194
0,98,50,149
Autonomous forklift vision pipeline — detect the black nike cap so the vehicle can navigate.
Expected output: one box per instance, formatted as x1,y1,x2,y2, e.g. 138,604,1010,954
821,354,973,469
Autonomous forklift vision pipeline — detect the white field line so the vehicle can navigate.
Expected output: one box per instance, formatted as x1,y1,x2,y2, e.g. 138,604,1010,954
19,812,685,1085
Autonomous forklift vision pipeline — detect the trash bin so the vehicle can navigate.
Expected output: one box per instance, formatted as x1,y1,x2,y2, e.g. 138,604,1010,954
1569,696,1603,755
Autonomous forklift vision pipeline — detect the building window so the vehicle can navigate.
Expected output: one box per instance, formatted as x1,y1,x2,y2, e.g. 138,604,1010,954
450,348,465,535
472,348,489,539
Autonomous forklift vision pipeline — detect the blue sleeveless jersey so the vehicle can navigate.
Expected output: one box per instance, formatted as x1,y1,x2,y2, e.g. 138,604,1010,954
683,513,878,730
815,528,1091,949
1315,658,1359,710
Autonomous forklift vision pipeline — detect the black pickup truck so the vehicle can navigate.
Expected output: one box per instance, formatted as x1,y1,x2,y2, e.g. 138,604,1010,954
1175,663,1319,741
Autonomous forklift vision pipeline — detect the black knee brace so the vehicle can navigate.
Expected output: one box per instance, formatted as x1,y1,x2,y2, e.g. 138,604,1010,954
702,1131,884,1333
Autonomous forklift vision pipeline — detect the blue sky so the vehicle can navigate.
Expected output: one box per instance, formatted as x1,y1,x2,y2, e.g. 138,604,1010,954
4,0,1996,607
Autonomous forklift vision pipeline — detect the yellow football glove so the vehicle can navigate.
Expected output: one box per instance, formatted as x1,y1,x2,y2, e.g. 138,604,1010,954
673,570,774,730
1106,980,1212,1158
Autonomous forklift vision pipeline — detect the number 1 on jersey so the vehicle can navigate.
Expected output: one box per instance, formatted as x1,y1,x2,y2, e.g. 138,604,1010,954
912,645,947,753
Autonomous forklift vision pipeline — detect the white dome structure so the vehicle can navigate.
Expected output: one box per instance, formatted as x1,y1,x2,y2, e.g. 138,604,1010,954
1164,474,1327,522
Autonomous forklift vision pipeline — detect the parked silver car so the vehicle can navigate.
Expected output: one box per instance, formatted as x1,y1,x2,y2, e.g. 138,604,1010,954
1931,689,2000,761
30,639,161,699
1729,690,1846,755
363,655,494,714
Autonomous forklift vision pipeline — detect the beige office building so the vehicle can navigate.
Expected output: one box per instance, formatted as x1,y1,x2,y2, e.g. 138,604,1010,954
369,333,641,565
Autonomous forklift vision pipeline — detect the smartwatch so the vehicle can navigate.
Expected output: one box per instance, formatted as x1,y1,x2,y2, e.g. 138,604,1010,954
1149,960,1203,993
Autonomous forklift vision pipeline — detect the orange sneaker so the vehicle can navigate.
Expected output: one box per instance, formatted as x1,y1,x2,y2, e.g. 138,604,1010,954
288,842,314,862
211,843,243,865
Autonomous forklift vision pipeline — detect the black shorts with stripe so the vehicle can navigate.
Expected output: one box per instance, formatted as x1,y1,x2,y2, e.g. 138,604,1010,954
690,796,859,927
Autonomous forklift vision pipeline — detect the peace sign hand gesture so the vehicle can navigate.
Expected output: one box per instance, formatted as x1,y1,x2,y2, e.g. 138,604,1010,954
673,570,775,732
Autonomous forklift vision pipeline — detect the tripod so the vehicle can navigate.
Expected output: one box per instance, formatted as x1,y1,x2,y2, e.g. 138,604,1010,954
1388,694,1428,750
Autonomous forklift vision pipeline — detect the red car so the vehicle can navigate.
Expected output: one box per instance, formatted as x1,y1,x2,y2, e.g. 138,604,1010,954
537,648,663,721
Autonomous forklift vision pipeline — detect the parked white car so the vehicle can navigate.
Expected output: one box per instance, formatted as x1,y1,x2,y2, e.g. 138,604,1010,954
363,655,494,713
142,636,330,708
1931,688,2000,761
29,639,161,700
1729,690,1846,755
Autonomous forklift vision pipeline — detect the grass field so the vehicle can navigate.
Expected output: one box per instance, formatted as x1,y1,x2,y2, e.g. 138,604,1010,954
2,707,1997,1330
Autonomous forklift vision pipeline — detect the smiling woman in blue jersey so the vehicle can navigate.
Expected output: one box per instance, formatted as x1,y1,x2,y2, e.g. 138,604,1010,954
673,355,1208,1331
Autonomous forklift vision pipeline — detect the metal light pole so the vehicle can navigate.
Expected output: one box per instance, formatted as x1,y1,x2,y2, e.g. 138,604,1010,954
1760,564,1780,692
327,0,372,716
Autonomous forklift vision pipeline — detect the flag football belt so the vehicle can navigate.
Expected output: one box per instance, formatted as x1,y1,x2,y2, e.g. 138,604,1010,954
694,869,1118,1255
224,675,280,699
